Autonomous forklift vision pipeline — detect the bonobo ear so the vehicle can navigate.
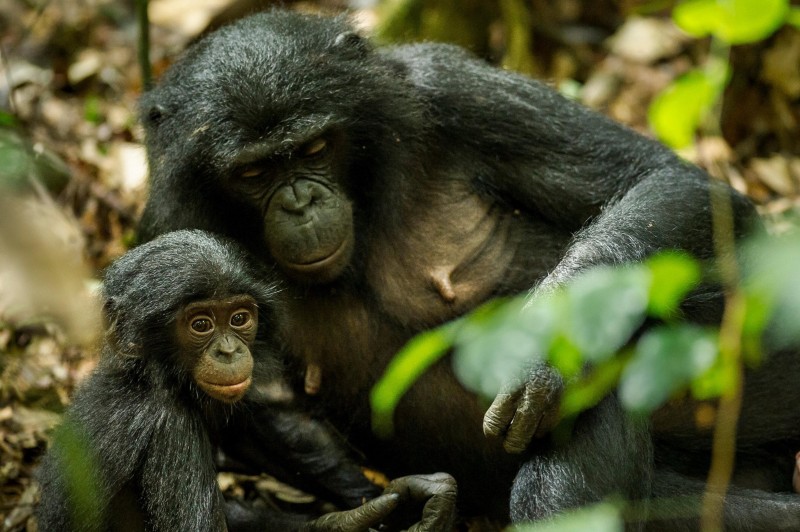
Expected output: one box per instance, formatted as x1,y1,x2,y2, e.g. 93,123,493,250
102,297,119,325
102,297,139,358
332,31,370,58
143,103,168,126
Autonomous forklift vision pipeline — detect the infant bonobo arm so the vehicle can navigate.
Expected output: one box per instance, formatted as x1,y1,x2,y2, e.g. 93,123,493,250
219,408,457,530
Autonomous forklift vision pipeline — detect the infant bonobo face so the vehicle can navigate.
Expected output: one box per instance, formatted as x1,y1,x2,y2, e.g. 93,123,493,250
176,294,258,402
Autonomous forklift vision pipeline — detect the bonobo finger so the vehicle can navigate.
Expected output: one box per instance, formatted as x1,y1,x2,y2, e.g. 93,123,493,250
383,474,458,532
302,493,400,532
483,389,522,439
502,389,542,454
383,473,457,501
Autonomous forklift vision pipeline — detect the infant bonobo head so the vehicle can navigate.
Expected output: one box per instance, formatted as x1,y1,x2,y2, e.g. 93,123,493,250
102,229,281,403
176,294,257,402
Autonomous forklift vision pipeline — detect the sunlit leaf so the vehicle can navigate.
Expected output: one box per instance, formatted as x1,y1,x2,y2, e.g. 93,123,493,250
511,502,623,532
620,325,719,414
648,70,720,148
549,334,584,380
690,354,735,399
563,266,650,362
371,322,458,437
561,355,629,419
673,0,789,44
646,252,701,319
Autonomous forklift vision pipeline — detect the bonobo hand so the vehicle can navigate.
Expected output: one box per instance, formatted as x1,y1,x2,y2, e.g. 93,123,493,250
301,493,401,531
382,473,457,531
302,473,457,532
483,363,564,454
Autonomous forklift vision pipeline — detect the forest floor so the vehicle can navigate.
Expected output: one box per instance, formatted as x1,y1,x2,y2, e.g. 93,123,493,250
1,0,798,530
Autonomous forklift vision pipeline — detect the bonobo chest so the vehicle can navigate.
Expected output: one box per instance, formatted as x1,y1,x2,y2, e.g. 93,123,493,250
366,179,564,327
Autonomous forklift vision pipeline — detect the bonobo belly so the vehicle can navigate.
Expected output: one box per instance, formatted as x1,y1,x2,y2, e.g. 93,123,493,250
367,184,567,327
382,359,522,519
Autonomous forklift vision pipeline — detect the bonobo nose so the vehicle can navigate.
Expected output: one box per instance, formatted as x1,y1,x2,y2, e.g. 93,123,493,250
280,182,315,214
215,337,240,358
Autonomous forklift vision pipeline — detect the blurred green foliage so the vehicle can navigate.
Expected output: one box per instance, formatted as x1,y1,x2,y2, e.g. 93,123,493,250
650,0,800,148
51,420,103,530
511,502,623,532
372,231,800,433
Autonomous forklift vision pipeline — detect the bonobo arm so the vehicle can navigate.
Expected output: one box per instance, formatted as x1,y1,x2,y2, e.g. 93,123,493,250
218,407,457,531
219,406,382,508
396,43,758,452
140,406,225,531
36,360,236,531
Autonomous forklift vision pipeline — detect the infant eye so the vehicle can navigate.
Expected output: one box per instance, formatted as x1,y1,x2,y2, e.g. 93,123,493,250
191,318,213,333
230,311,251,327
301,137,327,157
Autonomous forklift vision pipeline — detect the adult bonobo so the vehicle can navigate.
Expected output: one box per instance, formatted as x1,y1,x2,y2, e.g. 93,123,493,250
137,10,800,529
36,230,456,531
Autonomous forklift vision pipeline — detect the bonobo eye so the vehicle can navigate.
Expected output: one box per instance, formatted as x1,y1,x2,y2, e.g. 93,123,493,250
238,167,262,179
300,138,327,158
230,310,252,328
191,317,214,333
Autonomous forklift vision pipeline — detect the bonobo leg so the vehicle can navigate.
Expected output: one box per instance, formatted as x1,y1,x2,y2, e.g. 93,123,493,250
509,396,652,529
647,469,800,531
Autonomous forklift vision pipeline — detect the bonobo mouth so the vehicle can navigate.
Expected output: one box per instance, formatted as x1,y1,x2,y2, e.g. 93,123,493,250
200,377,252,403
280,234,354,283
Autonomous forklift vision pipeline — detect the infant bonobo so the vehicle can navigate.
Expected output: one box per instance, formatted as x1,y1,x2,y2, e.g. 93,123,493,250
35,230,456,531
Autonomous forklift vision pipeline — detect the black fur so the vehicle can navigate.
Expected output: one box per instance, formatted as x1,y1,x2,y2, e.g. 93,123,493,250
35,230,381,531
137,11,800,530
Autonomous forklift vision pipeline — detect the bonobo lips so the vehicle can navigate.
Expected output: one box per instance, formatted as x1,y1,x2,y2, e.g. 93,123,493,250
288,236,349,270
201,377,252,403
281,233,354,282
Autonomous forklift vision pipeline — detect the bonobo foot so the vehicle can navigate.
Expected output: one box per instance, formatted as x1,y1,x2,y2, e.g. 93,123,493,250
483,363,564,453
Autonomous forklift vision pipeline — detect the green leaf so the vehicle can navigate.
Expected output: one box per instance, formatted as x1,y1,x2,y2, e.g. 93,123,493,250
673,0,789,44
563,266,650,363
561,355,629,419
788,7,800,28
690,354,735,399
645,252,702,319
371,322,458,437
549,333,584,380
742,233,800,350
453,297,552,400
511,502,623,532
648,70,720,148
620,325,719,414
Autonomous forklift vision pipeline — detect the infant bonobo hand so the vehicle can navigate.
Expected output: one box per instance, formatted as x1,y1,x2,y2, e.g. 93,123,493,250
303,473,457,532
483,363,564,454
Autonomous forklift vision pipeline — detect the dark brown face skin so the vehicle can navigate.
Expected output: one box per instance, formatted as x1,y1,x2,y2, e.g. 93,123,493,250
226,132,355,284
175,295,258,403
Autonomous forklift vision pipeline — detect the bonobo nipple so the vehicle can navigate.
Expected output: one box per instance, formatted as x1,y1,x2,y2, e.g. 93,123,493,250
428,267,457,303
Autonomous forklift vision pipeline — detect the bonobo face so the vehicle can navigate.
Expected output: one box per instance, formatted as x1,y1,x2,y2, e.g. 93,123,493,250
139,12,421,286
226,130,354,283
175,295,258,403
